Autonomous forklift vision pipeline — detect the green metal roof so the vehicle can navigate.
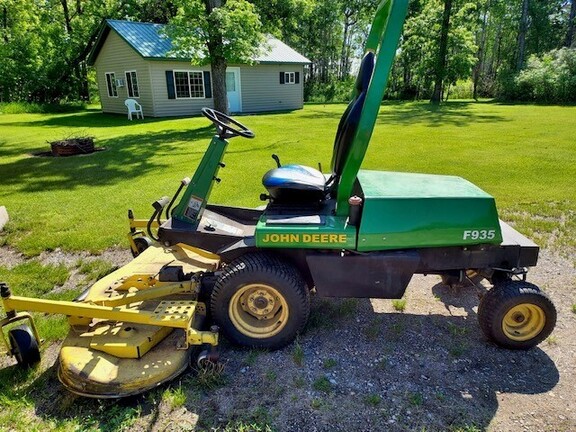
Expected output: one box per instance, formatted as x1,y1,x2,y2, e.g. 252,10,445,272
88,19,311,65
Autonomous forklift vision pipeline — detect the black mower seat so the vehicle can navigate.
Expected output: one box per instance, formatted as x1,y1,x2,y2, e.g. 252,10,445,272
262,164,326,202
262,51,375,204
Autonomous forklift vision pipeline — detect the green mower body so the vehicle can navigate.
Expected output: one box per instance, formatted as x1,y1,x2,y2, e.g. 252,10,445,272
151,0,553,352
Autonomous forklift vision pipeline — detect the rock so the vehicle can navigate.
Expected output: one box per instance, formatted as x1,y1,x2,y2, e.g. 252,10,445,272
0,206,8,231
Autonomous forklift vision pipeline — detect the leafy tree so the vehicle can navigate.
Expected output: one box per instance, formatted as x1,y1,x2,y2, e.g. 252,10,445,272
167,0,264,113
392,0,476,101
431,0,454,104
567,0,576,47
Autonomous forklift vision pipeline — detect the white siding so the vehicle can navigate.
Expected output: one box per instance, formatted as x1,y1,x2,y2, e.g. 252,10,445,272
149,61,213,117
240,64,304,113
94,31,153,116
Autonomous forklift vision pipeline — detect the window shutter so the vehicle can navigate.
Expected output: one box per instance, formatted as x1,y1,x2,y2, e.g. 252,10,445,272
279,72,285,84
295,72,300,84
203,71,212,98
166,71,175,99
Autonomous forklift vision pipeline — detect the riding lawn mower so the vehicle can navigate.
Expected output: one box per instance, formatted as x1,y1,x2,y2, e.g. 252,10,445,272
0,0,556,398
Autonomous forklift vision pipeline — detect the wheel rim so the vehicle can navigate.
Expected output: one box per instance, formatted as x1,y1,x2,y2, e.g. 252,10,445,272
502,303,546,341
229,283,289,339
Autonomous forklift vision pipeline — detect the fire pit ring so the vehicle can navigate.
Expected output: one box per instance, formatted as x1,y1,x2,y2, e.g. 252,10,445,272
50,137,96,156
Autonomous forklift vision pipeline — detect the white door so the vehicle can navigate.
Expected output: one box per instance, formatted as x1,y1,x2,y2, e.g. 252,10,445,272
226,67,242,113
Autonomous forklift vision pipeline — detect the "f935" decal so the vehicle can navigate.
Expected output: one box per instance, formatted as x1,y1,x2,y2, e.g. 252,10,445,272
463,229,496,240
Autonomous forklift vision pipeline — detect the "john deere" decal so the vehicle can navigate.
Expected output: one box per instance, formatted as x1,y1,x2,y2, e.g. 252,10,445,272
261,233,348,244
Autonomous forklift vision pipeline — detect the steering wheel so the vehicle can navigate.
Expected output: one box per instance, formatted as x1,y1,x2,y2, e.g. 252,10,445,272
201,108,255,139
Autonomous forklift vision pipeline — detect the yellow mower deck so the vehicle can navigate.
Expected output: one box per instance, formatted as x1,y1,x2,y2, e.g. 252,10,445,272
57,244,219,398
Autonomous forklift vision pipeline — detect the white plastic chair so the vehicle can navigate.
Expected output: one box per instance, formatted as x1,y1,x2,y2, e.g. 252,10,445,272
124,99,144,120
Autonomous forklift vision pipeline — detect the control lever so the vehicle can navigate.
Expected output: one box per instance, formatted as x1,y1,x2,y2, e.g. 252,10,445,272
149,196,170,241
272,154,281,168
165,177,191,219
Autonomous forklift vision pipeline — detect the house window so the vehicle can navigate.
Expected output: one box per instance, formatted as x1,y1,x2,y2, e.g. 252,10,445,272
174,71,205,99
280,71,300,85
105,72,118,97
125,71,139,98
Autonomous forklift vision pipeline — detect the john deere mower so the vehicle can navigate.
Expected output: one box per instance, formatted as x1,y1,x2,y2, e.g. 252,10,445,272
0,0,556,398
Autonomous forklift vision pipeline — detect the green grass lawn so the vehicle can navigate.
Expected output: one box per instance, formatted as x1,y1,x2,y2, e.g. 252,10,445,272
0,101,575,256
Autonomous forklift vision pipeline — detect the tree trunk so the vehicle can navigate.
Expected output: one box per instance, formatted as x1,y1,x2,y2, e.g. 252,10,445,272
340,11,355,80
516,0,529,71
204,0,228,114
2,6,8,43
431,0,452,105
210,55,228,113
473,0,489,100
565,0,576,47
60,0,73,34
79,61,90,101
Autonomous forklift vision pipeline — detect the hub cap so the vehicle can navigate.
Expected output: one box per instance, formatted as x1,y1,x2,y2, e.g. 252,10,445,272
229,284,289,339
502,303,546,341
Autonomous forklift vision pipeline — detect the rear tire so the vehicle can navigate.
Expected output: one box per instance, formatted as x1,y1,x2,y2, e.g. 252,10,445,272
8,325,41,367
477,280,556,349
210,254,310,349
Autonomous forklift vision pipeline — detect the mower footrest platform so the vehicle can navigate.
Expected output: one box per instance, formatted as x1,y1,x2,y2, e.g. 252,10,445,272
151,300,197,326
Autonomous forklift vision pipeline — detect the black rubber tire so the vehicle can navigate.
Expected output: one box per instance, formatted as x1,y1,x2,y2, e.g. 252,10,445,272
477,280,556,350
132,236,152,257
8,325,41,367
210,253,310,349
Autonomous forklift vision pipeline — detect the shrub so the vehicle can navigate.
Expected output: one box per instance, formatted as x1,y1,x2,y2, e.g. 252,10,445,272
305,77,355,103
498,48,576,103
0,101,87,114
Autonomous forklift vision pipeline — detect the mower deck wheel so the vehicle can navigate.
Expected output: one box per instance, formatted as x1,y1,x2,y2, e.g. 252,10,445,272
477,280,556,349
210,253,310,349
8,325,41,367
132,236,152,257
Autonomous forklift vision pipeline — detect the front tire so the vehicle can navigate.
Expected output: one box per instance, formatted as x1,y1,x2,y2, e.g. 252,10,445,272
8,325,41,367
210,254,310,349
477,280,556,349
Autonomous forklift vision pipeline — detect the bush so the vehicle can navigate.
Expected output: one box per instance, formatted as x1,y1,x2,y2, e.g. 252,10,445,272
498,48,576,103
0,101,87,114
447,79,473,99
304,77,355,103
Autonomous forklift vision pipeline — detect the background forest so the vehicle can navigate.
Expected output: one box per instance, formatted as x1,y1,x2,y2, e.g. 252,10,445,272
1,0,575,106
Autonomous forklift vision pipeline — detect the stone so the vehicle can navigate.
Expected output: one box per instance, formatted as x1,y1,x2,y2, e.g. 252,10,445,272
0,206,8,231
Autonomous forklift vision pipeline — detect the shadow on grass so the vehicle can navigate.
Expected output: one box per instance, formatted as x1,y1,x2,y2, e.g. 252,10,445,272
0,111,192,129
300,100,508,127
0,126,215,193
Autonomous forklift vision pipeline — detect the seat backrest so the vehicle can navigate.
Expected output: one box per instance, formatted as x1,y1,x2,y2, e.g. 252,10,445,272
330,52,375,178
124,99,138,110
